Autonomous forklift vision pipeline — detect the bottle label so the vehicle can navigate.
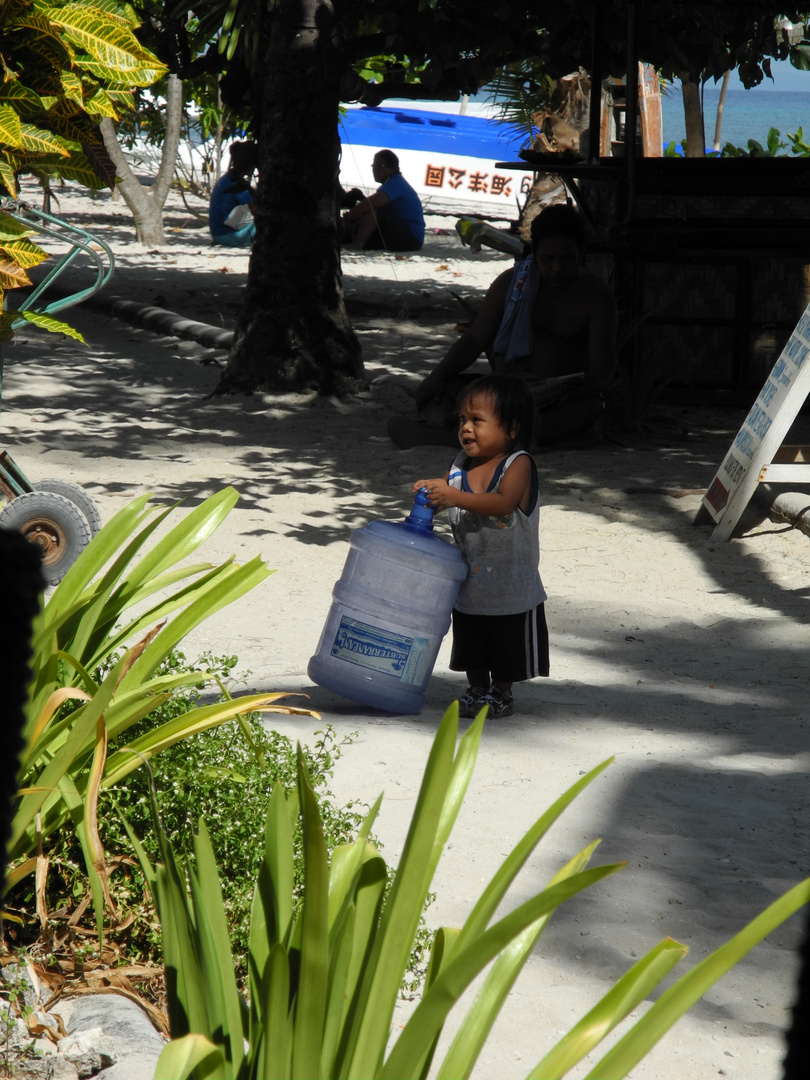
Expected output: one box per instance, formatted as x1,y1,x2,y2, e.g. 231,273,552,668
331,616,429,683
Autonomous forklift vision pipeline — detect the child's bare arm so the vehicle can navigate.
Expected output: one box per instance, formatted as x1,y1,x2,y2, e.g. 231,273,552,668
414,456,530,515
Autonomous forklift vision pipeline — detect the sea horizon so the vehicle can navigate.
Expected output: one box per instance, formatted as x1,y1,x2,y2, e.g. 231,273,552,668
662,87,810,151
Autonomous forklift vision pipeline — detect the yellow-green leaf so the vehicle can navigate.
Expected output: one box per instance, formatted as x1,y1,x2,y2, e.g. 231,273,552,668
0,238,49,269
0,259,33,290
43,8,165,73
0,213,34,243
74,57,166,88
17,310,86,342
82,86,119,119
19,122,71,156
0,104,23,146
60,69,84,104
0,82,46,119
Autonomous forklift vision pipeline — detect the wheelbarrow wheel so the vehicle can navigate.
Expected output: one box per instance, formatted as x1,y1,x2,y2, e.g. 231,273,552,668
0,491,92,586
35,478,102,536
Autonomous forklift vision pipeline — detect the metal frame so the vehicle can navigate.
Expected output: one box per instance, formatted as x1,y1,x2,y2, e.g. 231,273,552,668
1,197,115,495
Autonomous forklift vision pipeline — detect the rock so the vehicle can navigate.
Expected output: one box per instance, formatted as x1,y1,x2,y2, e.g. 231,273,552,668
58,1027,116,1076
12,1053,80,1080
54,996,165,1080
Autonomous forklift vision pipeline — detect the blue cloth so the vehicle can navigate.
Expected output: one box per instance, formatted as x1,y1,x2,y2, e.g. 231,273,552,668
212,221,255,248
379,172,425,245
209,174,253,239
491,255,539,365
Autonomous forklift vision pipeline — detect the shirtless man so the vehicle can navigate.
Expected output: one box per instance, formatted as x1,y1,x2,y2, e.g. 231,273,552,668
394,204,618,447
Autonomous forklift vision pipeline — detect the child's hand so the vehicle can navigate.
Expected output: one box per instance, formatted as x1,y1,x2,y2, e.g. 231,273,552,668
413,478,457,510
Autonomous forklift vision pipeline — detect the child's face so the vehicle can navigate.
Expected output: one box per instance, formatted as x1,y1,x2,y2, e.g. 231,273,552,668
457,392,516,459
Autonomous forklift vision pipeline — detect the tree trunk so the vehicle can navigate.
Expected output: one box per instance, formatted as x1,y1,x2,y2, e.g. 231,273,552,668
712,70,731,151
99,74,185,245
681,74,705,158
217,0,364,396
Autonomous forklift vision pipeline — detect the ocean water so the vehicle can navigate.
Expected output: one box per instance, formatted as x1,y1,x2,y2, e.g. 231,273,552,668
661,88,810,151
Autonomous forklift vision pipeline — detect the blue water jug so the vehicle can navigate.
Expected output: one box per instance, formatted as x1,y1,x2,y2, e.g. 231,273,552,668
308,489,467,714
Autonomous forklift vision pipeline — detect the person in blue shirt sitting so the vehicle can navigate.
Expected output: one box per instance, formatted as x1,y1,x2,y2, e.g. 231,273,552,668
209,141,258,248
341,149,425,252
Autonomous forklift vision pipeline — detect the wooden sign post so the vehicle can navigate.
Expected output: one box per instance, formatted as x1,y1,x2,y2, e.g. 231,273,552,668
697,303,810,540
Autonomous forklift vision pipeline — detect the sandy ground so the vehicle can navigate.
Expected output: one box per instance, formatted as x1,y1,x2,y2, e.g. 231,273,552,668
2,181,809,1079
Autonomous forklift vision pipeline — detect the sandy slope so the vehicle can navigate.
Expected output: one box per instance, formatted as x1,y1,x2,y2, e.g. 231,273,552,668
2,181,809,1079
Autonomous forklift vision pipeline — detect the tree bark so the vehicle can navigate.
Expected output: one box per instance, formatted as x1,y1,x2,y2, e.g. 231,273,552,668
681,73,705,158
99,74,185,245
712,70,731,151
217,0,364,396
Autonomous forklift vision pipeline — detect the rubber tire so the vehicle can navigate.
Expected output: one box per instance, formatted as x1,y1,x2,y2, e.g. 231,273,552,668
35,478,102,536
0,491,92,586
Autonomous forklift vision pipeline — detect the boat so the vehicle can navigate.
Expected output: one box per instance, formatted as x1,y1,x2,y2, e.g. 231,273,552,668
338,100,535,220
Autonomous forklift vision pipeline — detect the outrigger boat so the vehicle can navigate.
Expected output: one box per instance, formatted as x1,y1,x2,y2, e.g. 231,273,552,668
338,100,541,220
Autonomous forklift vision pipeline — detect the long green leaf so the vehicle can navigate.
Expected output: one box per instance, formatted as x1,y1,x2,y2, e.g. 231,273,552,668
327,795,383,936
116,556,271,690
257,943,293,1080
102,692,309,785
382,863,626,1080
192,820,247,1074
342,706,466,1078
584,877,810,1079
436,841,604,1080
113,488,240,600
412,927,461,1080
456,757,614,952
41,494,156,618
9,651,123,856
292,749,330,1080
329,852,388,1078
529,938,687,1079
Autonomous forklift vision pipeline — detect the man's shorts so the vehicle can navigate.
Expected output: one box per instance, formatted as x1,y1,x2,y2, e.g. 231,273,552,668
450,605,549,683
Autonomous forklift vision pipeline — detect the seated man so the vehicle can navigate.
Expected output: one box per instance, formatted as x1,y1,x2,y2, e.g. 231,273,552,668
209,141,258,248
389,203,618,448
342,149,425,252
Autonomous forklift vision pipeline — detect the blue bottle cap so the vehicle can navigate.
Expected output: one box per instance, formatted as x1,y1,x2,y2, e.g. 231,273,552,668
403,487,435,532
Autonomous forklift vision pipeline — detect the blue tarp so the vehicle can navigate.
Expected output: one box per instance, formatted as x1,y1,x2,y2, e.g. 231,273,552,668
339,105,526,160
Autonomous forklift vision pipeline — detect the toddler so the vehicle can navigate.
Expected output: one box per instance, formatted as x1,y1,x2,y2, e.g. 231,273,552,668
413,373,549,719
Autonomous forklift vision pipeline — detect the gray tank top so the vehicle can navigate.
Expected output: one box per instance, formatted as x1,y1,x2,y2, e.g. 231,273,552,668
447,449,547,615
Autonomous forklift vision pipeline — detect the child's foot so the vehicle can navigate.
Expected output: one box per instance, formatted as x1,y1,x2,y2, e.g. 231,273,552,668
456,685,488,718
481,685,514,719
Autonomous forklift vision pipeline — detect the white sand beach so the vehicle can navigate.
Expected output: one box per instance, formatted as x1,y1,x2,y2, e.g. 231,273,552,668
2,180,809,1079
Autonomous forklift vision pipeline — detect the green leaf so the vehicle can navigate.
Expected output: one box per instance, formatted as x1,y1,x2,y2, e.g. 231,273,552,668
15,309,85,341
43,7,166,73
383,864,625,1080
528,938,687,1079
257,943,293,1079
344,705,467,1078
584,877,810,1079
291,748,330,1079
0,237,49,268
191,820,247,1075
436,841,604,1080
0,103,23,146
455,757,613,952
153,1033,225,1080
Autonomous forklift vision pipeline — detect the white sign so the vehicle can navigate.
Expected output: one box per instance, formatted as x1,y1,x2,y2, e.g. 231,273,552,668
699,302,810,540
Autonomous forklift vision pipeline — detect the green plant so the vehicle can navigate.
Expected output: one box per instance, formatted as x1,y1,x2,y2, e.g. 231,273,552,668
139,704,810,1079
6,487,316,944
720,125,810,158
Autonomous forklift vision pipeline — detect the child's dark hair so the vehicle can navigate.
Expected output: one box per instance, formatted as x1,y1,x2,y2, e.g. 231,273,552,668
456,374,534,451
530,203,587,254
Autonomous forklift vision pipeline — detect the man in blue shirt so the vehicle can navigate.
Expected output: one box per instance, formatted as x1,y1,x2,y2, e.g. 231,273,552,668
342,149,425,252
209,141,257,248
